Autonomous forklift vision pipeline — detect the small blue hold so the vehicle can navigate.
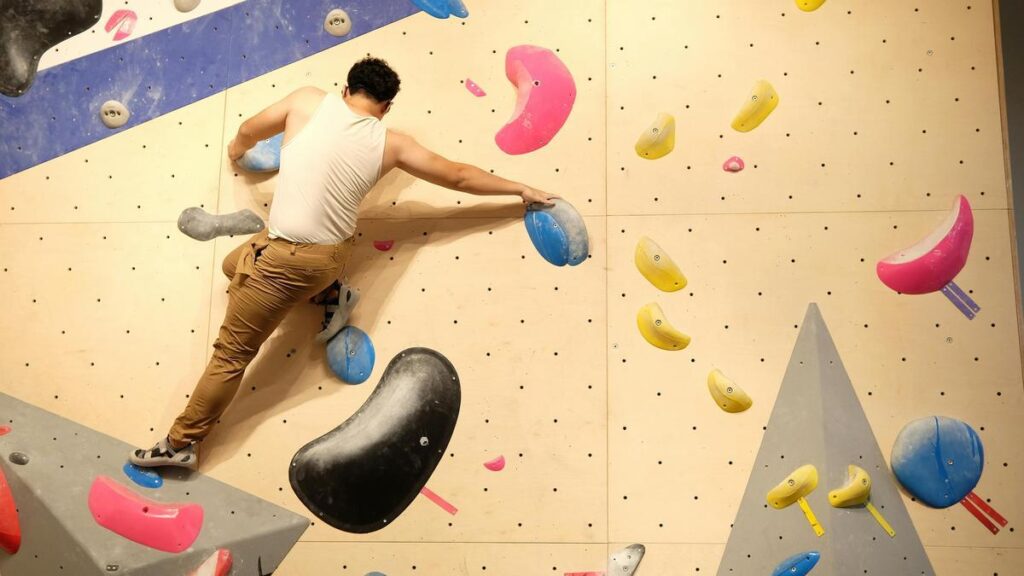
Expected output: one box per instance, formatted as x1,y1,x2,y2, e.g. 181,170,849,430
238,133,284,173
326,326,375,384
122,462,163,489
772,551,820,576
891,415,984,508
411,0,468,19
524,198,589,267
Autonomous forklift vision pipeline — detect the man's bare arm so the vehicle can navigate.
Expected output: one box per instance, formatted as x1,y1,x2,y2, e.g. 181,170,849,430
228,86,324,160
389,131,556,204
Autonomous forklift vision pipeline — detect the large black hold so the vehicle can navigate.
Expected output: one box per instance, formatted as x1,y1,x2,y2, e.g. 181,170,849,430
0,0,102,97
289,347,461,533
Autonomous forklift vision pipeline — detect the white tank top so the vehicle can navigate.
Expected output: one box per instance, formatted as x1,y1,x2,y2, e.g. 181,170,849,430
268,93,386,244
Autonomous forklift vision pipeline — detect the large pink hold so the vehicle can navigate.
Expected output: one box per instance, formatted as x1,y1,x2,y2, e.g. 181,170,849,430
104,10,137,41
88,476,204,553
876,195,974,294
495,45,577,155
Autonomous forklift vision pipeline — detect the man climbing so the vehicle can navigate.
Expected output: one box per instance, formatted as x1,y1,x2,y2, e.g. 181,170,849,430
130,56,556,470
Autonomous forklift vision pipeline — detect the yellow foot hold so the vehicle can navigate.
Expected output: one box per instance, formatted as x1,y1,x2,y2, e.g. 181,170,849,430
829,464,896,537
635,113,676,159
796,0,827,12
634,236,687,292
707,369,753,413
636,303,691,351
768,464,825,537
731,80,779,133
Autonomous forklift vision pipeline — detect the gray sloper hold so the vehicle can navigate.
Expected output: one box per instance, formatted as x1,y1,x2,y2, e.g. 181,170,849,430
177,206,264,241
716,304,934,576
0,0,103,96
324,8,352,37
173,0,201,12
99,100,130,129
289,348,461,533
0,392,308,576
608,544,645,575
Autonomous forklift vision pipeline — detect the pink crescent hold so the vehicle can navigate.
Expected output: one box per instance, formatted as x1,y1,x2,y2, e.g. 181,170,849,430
876,195,974,294
465,78,487,97
495,45,577,155
373,240,394,251
105,9,138,41
483,455,506,471
0,426,10,436
87,476,204,553
188,549,233,576
723,156,745,172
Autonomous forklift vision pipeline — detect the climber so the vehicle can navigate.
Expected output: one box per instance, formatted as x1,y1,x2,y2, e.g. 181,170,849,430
130,56,556,470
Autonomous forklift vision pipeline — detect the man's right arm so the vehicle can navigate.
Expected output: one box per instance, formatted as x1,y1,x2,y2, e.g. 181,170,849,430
387,131,556,205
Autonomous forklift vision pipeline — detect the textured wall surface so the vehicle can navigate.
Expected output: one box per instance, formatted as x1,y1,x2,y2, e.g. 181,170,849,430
0,0,1021,574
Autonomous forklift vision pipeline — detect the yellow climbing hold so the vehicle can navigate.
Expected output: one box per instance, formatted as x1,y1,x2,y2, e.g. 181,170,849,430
634,236,687,292
796,0,827,12
731,80,779,133
636,303,691,351
707,369,753,413
634,113,676,159
768,464,826,537
829,464,896,537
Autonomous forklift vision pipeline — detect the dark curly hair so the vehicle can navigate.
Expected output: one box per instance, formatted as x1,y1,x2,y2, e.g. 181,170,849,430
347,57,401,103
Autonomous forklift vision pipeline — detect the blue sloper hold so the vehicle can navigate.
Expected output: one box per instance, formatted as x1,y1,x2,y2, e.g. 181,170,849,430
290,348,461,533
772,551,820,576
237,133,284,172
326,326,375,384
891,416,984,508
410,0,468,19
524,198,589,267
121,462,163,489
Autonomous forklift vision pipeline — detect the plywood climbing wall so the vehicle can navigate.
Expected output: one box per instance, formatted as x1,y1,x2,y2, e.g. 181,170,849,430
0,0,1022,574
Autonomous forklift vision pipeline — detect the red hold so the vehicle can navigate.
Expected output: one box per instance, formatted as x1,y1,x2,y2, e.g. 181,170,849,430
0,467,21,554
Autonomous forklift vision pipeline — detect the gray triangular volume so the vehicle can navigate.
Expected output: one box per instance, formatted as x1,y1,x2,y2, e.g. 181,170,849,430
716,304,934,576
0,393,308,576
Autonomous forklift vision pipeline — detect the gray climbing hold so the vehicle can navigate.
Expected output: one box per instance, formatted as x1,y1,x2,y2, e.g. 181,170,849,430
608,543,645,576
324,8,352,37
173,0,201,12
99,100,129,129
177,207,264,242
8,452,28,465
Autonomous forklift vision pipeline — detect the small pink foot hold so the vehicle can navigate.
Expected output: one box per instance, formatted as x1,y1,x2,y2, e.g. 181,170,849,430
465,78,486,97
188,549,233,576
0,426,10,436
88,476,203,553
104,10,137,41
483,455,506,471
723,156,745,172
373,240,394,251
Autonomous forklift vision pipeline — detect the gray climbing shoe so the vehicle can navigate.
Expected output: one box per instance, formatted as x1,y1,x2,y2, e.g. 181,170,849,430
315,282,360,344
129,436,199,471
177,206,265,242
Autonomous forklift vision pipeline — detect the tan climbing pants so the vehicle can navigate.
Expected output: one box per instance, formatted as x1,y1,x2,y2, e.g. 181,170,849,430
168,228,354,446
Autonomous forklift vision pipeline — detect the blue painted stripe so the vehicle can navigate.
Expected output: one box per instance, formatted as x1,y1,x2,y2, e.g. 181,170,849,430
0,0,419,179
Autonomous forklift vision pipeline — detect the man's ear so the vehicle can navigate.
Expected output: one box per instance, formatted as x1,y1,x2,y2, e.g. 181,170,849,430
342,85,349,97
383,101,393,114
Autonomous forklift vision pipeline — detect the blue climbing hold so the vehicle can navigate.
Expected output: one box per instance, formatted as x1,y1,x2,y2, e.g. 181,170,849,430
410,0,468,19
524,198,589,267
771,551,820,576
122,462,163,489
891,416,984,508
237,133,284,173
326,326,375,384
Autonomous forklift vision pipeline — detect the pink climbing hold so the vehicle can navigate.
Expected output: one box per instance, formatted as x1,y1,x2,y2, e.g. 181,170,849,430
188,549,233,576
495,45,577,155
0,467,21,555
465,78,486,97
104,10,137,42
0,426,10,436
373,240,395,251
88,476,204,553
483,455,506,471
723,156,745,172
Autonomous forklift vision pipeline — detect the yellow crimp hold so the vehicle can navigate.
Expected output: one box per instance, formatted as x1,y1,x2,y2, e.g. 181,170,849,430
796,0,827,12
636,302,691,351
829,464,896,537
634,236,687,292
707,369,753,413
731,80,779,133
768,464,825,537
635,113,676,159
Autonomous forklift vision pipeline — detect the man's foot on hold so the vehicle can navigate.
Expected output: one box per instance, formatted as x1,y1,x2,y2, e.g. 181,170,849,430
315,282,360,344
129,436,198,471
